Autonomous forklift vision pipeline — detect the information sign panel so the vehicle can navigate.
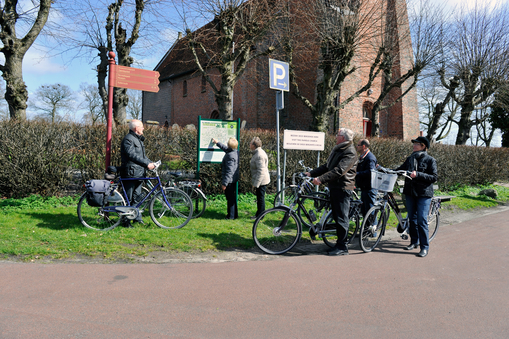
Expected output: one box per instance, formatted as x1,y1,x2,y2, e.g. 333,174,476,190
198,119,239,163
283,130,325,151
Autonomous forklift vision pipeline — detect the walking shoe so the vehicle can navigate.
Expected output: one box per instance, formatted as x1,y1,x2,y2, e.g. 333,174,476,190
405,243,419,250
327,248,349,256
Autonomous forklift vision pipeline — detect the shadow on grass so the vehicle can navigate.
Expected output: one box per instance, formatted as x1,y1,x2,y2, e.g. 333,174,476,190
25,212,92,231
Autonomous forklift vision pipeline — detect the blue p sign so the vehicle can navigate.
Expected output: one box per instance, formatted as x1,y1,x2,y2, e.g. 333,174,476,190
269,59,289,92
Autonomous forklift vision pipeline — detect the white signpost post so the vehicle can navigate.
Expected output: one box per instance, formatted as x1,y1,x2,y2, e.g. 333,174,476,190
269,59,290,192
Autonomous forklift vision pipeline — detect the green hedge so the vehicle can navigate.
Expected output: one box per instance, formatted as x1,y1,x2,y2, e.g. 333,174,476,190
1,120,508,198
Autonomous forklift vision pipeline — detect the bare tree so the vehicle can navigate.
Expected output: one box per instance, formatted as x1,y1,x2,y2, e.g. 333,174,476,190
126,89,142,119
367,0,445,137
32,84,75,123
51,0,175,126
0,0,53,120
79,82,104,125
282,0,385,132
440,2,509,145
181,0,283,119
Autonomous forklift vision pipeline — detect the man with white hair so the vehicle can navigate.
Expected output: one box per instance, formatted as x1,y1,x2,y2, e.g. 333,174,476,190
306,128,357,256
120,119,156,227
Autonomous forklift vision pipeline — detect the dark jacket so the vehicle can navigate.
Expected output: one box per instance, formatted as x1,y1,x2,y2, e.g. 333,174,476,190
120,130,151,178
356,150,377,190
395,151,437,198
310,141,357,190
217,142,239,186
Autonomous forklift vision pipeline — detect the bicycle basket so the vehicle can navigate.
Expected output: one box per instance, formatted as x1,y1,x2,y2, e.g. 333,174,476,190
371,170,397,192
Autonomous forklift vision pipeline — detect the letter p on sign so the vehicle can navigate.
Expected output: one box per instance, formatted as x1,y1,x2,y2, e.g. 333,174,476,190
269,59,289,92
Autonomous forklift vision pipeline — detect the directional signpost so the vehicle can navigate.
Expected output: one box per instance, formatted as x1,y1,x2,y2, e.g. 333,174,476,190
110,65,160,93
269,59,290,193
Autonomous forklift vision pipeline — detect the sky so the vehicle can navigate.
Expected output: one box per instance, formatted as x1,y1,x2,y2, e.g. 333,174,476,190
4,0,507,146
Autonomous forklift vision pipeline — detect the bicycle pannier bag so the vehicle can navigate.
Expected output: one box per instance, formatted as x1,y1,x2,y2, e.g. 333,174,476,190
85,180,111,207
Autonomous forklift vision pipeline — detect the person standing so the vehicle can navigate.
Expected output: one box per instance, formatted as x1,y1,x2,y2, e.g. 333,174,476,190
395,136,438,258
249,137,271,219
306,128,357,256
356,139,378,218
212,137,239,220
120,119,156,227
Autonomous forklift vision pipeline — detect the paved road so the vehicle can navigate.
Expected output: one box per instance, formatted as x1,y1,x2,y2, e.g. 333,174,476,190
1,209,508,338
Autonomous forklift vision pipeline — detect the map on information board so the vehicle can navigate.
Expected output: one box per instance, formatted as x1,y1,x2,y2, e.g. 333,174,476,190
199,120,238,149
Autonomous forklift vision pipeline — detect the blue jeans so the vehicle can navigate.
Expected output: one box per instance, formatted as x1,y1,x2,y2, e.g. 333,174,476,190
361,188,378,217
405,195,431,250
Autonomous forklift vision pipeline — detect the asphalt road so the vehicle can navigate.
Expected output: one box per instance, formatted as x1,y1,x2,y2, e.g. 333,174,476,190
1,208,508,339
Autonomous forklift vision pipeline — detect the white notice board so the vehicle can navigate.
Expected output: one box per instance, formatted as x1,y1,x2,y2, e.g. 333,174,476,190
283,130,325,151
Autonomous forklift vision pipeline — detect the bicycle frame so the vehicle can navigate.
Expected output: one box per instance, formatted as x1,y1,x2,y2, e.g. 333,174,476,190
103,175,171,214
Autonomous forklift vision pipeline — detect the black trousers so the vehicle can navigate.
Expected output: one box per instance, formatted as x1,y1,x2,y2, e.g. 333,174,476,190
225,183,238,219
255,184,267,217
124,179,143,222
329,188,352,250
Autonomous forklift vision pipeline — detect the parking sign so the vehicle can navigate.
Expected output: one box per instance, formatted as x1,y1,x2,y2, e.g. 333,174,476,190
269,59,289,92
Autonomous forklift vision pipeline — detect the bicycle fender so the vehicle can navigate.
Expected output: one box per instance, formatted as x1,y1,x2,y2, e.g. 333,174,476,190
194,188,207,200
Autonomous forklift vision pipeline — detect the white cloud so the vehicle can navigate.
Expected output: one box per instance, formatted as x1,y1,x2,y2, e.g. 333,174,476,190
23,48,67,75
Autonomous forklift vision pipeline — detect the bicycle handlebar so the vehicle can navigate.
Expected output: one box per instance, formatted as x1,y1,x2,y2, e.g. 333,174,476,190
376,165,412,180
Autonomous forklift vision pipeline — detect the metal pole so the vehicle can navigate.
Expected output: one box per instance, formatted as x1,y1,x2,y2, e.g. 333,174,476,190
276,91,281,193
105,51,116,170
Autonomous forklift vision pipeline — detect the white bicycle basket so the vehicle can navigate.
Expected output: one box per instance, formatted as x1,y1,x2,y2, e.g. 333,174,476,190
371,170,397,192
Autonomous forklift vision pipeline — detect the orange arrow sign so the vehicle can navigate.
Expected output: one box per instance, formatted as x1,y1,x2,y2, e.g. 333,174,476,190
111,65,160,93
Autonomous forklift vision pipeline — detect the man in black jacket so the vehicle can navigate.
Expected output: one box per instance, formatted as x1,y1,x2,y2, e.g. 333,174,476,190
306,128,357,256
121,119,156,226
356,139,378,218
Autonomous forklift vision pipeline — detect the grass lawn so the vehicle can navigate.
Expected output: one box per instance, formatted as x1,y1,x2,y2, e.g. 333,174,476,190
1,184,508,262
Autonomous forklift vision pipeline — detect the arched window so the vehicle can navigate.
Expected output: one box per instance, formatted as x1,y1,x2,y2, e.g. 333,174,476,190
210,110,219,119
362,101,373,137
183,80,188,97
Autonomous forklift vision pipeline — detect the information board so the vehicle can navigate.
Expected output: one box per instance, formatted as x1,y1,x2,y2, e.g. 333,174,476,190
283,130,325,151
198,118,240,164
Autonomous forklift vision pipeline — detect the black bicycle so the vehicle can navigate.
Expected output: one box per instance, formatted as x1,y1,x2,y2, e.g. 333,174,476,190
253,175,363,255
77,161,193,231
359,168,440,252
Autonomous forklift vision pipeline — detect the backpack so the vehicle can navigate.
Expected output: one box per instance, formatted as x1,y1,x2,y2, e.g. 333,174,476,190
85,180,111,207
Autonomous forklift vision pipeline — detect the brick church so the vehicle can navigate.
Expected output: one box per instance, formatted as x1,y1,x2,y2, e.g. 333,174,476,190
142,0,420,139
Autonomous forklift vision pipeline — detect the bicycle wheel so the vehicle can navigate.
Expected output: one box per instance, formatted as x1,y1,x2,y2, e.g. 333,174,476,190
359,205,385,252
149,188,193,229
321,210,360,248
273,186,299,210
428,212,439,242
77,191,124,231
181,185,207,218
298,191,328,228
252,207,301,255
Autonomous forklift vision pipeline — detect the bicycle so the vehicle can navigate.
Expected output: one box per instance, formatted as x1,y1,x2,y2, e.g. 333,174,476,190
77,160,193,231
253,175,363,255
166,172,207,218
273,161,329,228
359,168,440,253
138,172,207,219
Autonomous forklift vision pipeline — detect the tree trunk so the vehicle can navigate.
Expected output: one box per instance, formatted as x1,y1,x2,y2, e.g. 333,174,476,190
0,0,52,120
455,109,474,145
2,56,28,120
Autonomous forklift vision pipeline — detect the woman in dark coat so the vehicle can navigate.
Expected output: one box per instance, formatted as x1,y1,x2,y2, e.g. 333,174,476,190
395,136,438,258
212,137,239,219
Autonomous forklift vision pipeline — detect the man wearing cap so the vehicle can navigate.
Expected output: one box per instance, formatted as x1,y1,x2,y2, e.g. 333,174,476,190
394,136,438,257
